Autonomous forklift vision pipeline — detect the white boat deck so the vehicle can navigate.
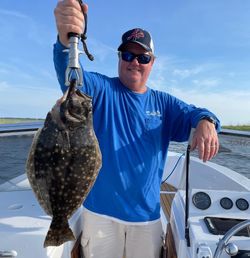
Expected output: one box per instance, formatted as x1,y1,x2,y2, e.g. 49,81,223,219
1,151,250,258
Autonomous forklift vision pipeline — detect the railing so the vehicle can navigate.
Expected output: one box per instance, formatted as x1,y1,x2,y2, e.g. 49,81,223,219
0,122,43,134
221,128,250,138
0,122,249,137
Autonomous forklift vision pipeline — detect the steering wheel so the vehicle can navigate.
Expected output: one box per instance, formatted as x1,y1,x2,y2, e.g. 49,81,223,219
213,219,250,258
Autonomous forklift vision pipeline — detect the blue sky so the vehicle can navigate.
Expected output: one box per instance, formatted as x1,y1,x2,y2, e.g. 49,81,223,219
0,0,249,125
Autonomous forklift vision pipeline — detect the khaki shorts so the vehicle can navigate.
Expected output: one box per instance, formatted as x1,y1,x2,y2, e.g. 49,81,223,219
81,209,164,258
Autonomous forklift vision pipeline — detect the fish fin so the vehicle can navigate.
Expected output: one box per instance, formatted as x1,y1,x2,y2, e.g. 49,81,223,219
43,219,75,247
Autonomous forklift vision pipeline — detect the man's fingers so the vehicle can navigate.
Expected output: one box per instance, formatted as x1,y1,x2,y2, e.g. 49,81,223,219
197,141,205,161
81,2,88,13
59,0,83,11
202,141,219,162
191,119,220,162
55,2,84,23
209,142,219,159
54,0,86,46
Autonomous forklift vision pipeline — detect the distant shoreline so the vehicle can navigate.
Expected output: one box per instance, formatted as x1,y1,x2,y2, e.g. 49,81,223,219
0,117,44,124
0,117,249,132
221,125,250,132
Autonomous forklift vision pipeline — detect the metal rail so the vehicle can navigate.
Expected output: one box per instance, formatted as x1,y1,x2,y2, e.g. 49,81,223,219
0,124,249,138
0,122,43,134
220,128,250,138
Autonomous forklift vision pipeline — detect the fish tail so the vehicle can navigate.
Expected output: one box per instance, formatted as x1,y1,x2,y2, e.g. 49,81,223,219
43,218,75,247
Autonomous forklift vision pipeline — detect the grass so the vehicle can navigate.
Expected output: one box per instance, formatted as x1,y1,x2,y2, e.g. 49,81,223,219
0,117,44,124
222,125,250,132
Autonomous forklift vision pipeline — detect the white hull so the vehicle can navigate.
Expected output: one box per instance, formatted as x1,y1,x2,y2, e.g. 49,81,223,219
0,151,249,257
0,175,83,258
162,152,250,258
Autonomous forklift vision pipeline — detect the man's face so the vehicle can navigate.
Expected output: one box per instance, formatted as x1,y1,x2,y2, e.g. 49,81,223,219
118,43,154,93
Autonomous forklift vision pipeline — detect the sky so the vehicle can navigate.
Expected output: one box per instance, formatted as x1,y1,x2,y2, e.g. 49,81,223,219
0,0,249,125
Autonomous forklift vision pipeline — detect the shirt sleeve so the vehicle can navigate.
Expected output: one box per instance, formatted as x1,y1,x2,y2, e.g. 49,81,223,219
165,93,221,142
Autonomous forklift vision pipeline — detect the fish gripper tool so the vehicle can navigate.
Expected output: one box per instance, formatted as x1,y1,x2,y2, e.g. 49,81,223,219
64,33,84,86
64,2,94,87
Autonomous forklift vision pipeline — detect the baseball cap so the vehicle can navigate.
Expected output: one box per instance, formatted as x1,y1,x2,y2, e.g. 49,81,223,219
117,28,154,54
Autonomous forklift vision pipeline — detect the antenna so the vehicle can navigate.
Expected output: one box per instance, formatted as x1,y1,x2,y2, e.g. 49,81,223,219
185,128,195,247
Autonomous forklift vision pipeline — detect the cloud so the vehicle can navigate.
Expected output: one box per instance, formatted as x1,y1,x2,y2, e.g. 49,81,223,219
88,38,116,62
173,67,203,78
148,54,250,125
192,78,220,88
0,81,10,91
0,68,9,75
0,60,57,89
150,55,221,87
0,9,29,19
81,37,118,76
0,80,61,118
0,62,24,76
149,55,184,89
170,88,250,125
0,8,48,47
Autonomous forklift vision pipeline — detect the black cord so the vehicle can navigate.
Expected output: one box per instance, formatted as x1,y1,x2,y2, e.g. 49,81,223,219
161,152,185,184
77,0,94,61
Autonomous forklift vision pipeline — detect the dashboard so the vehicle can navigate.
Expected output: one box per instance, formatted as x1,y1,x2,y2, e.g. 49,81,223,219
190,190,250,237
192,191,249,211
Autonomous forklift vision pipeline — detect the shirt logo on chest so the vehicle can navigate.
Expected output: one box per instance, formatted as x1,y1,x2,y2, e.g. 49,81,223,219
146,110,161,117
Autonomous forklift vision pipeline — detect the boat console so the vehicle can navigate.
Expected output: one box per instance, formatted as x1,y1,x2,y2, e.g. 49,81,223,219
162,149,250,258
171,189,250,258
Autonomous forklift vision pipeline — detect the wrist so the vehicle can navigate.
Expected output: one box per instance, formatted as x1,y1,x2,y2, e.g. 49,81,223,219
200,116,217,127
57,35,69,49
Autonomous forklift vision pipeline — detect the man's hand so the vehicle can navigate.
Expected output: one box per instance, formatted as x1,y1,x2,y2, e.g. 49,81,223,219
191,120,219,162
54,0,88,47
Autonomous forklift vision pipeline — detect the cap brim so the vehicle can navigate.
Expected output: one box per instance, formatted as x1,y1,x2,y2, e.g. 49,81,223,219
118,41,152,52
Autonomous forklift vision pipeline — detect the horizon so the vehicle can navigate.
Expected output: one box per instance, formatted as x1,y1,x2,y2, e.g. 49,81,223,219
0,0,250,125
0,117,249,127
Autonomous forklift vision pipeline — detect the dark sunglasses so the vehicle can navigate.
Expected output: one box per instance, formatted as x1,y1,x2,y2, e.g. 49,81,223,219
119,51,152,64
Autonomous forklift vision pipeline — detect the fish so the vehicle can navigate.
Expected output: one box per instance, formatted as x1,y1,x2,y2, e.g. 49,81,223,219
26,79,102,247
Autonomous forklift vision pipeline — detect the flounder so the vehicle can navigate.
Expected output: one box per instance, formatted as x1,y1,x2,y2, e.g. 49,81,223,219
26,80,102,247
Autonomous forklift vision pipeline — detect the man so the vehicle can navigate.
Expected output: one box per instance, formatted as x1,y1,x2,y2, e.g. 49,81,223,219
54,1,220,257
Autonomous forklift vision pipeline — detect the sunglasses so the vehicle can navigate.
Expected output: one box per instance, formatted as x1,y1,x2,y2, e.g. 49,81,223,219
119,51,152,64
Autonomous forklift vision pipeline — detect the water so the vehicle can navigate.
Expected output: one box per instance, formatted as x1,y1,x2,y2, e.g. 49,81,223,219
169,133,250,179
0,125,249,187
0,134,33,185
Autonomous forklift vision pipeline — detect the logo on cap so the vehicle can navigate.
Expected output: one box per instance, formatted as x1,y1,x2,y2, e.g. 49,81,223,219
127,29,144,40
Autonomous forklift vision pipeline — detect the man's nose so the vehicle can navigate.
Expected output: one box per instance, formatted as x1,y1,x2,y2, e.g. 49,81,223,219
130,57,140,65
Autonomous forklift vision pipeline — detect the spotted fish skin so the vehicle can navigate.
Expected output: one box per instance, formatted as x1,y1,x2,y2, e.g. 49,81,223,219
26,80,102,247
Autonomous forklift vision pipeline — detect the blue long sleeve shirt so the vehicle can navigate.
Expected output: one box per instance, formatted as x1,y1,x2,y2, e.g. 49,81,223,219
53,40,220,222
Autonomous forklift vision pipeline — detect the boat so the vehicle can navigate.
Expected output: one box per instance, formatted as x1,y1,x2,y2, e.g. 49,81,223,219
0,127,250,258
160,151,250,258
0,128,81,258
